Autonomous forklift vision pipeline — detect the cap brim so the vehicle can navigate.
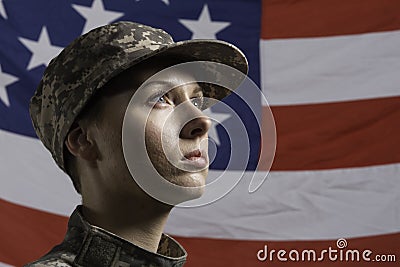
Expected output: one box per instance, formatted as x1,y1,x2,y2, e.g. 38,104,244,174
132,39,249,101
92,39,248,103
160,39,248,75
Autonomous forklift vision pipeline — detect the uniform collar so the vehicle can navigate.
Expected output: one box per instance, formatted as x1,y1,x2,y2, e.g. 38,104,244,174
66,206,187,267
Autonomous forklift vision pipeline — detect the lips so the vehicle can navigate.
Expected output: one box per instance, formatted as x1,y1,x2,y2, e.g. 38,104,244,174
184,149,202,160
182,149,208,169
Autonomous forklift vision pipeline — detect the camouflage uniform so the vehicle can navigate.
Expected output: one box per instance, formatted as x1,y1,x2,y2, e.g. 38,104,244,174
24,206,187,267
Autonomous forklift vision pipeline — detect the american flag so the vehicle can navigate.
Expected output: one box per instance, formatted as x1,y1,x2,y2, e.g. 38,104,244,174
1,0,399,266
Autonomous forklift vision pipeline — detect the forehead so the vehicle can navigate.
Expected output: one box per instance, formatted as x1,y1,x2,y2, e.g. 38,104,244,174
92,59,202,122
103,56,200,97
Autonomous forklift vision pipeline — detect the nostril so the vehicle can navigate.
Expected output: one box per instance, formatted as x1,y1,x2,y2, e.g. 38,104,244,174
190,128,204,137
180,116,211,139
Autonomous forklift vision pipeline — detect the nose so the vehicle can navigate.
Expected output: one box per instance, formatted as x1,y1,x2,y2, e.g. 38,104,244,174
179,115,211,139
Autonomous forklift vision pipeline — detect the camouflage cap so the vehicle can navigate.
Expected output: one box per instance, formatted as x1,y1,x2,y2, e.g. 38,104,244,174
29,21,248,172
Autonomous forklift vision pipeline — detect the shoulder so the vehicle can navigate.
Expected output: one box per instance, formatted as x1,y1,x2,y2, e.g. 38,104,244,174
24,259,72,267
24,252,75,267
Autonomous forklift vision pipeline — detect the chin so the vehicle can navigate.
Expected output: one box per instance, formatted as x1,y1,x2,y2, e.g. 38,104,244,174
169,171,207,187
167,172,207,200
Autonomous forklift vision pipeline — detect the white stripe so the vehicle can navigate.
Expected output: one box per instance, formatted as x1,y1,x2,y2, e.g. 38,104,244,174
260,30,400,106
0,262,14,267
167,164,400,240
0,129,80,216
2,130,399,240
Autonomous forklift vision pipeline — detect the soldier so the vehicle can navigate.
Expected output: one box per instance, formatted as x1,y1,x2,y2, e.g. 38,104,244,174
25,21,247,266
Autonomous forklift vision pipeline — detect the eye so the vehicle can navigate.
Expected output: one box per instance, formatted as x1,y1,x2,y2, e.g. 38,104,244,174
191,96,204,110
148,93,172,109
157,95,168,104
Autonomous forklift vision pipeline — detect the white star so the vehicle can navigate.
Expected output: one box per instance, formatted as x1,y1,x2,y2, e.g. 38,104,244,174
161,0,169,5
203,109,231,146
0,0,7,19
73,0,124,34
179,4,230,39
19,27,63,70
0,64,18,107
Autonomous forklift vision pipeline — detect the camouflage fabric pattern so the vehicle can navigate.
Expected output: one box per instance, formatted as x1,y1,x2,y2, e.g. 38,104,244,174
24,206,187,267
29,21,248,171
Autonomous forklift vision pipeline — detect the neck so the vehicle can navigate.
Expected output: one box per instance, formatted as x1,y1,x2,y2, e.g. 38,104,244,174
81,184,172,253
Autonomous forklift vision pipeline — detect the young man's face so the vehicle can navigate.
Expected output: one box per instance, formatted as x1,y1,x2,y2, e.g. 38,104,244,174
87,59,211,199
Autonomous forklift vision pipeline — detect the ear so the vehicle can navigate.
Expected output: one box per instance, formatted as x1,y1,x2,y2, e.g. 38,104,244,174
65,123,98,162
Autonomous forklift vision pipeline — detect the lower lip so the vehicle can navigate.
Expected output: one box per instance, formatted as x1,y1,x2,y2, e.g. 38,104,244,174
182,156,208,169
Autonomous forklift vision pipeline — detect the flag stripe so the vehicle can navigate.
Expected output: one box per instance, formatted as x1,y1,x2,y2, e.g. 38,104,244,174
0,199,68,267
167,166,400,241
3,164,400,243
261,0,400,39
2,199,399,267
260,30,400,106
259,97,400,171
0,129,80,216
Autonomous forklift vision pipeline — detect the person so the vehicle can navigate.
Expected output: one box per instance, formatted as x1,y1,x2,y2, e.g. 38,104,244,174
25,21,248,267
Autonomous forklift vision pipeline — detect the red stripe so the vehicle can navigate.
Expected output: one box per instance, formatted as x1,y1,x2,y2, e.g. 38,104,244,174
0,199,68,267
259,97,400,171
176,233,400,267
1,201,399,266
261,0,400,39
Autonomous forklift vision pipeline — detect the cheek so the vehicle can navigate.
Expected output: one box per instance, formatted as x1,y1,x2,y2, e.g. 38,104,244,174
145,115,181,170
95,110,126,171
145,119,168,158
99,126,124,166
145,121,162,156
145,110,179,149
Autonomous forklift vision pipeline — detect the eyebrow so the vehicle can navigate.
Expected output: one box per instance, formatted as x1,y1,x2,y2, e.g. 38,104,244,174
142,80,203,96
192,86,203,95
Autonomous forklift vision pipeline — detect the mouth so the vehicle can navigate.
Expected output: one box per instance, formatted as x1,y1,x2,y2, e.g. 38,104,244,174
182,149,208,169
